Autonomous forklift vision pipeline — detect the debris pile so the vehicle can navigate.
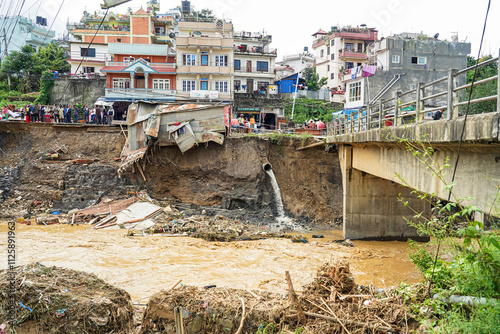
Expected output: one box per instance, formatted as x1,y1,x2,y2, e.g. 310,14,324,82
140,261,417,333
0,263,134,333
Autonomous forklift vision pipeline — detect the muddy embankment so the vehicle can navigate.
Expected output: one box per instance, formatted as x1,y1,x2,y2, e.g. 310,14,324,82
0,122,343,226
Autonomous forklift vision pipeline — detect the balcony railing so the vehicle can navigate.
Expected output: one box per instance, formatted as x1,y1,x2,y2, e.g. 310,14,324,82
105,88,176,100
68,23,130,32
69,51,111,62
339,50,367,59
234,67,273,74
234,46,277,56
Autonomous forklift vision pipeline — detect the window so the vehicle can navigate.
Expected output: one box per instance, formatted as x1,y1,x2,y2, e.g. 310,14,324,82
392,55,400,63
331,73,335,79
153,79,170,90
320,49,324,58
116,38,122,43
124,57,135,62
327,65,330,72
234,80,241,91
201,52,208,66
215,55,228,67
349,82,362,102
345,43,354,51
331,40,335,46
83,67,95,73
411,56,426,65
80,48,96,57
215,81,228,93
256,61,269,72
234,59,241,70
331,54,335,60
327,47,330,55
357,43,363,53
201,80,208,90
182,80,195,91
183,54,196,66
258,81,269,92
357,62,362,67
112,78,130,90
345,62,354,69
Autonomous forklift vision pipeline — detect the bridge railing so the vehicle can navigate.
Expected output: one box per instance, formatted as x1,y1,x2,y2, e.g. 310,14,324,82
328,50,500,136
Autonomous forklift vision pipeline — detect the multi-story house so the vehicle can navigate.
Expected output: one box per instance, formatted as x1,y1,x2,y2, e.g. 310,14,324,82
0,16,55,56
312,26,378,101
175,15,234,103
342,34,471,111
275,52,315,81
233,31,277,94
67,0,174,76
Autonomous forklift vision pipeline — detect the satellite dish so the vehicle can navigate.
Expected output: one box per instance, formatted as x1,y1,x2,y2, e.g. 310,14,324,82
360,23,367,27
193,31,202,36
434,33,439,39
168,32,176,39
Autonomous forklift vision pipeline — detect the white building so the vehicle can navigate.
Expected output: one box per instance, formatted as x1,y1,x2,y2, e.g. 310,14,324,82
67,42,111,76
311,26,378,102
0,16,55,57
233,31,277,94
275,52,315,80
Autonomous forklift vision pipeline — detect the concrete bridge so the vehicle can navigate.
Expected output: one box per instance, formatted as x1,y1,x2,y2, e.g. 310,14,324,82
327,55,500,240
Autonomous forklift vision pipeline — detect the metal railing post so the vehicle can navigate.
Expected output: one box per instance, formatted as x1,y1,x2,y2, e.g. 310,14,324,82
394,91,400,127
447,68,458,119
366,104,371,129
378,100,383,128
498,49,500,113
416,82,424,123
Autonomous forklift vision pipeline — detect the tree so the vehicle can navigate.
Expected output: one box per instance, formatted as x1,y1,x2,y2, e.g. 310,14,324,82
1,42,69,79
463,55,498,114
303,66,327,91
0,45,36,77
33,42,70,74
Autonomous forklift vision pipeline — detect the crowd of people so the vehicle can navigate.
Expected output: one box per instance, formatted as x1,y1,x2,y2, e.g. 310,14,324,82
1,104,116,125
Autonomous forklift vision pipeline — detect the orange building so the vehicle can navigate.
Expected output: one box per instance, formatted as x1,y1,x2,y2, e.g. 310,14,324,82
68,4,177,103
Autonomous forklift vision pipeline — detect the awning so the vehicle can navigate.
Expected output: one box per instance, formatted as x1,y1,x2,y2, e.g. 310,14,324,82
95,100,114,107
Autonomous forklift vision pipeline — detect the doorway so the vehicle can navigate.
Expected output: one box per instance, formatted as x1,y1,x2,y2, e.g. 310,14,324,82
135,76,145,89
246,79,254,93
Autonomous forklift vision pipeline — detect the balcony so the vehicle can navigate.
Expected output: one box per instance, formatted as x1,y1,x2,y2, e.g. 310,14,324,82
176,36,233,49
104,61,176,70
67,22,130,32
105,88,176,101
68,51,111,63
177,64,232,74
234,46,277,57
233,31,272,43
234,67,274,76
339,50,367,60
108,43,174,56
176,90,232,101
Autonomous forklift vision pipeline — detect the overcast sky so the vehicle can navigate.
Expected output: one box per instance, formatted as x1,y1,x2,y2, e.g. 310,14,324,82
12,0,500,60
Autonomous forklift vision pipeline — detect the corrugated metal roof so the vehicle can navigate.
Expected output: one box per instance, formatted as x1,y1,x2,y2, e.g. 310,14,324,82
108,43,170,56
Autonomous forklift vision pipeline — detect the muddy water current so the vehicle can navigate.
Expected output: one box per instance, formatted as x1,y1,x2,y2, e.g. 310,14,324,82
0,223,421,303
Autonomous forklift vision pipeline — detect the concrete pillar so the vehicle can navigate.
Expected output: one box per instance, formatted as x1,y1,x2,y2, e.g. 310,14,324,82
447,68,458,119
130,73,134,89
145,73,149,90
339,144,430,241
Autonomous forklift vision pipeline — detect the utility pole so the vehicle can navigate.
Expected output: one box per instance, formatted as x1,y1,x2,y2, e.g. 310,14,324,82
3,28,11,90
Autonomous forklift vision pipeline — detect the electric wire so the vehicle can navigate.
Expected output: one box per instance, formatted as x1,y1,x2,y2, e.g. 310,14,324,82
427,0,492,296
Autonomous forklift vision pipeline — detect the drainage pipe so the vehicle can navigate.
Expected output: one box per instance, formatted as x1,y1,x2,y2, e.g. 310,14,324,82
262,162,272,172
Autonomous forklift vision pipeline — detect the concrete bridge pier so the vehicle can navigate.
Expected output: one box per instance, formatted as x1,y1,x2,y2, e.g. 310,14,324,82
339,144,430,241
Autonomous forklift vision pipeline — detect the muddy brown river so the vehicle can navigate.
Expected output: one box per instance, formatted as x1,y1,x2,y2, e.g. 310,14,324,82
0,223,421,303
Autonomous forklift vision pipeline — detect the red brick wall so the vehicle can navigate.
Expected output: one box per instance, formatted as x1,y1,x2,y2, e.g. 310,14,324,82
132,16,150,36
